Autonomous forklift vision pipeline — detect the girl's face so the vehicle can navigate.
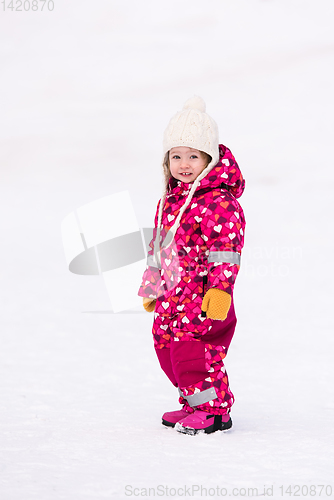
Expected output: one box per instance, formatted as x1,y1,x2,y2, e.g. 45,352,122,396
169,147,208,183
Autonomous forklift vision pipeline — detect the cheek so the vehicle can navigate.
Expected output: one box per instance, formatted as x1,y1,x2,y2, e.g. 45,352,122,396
169,163,177,175
196,162,206,172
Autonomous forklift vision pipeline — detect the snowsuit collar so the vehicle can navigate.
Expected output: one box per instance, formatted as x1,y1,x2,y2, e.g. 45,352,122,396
167,144,245,199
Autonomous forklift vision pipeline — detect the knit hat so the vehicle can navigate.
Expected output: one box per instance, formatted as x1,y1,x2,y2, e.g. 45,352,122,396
154,97,220,260
163,95,219,178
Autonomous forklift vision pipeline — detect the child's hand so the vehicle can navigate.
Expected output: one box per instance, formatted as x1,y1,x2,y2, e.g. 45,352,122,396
143,297,157,312
201,289,231,321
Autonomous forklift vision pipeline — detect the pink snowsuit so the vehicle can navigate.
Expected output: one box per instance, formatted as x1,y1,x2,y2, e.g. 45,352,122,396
139,144,245,415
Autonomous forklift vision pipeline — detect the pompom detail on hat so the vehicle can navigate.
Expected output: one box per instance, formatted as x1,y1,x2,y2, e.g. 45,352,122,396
183,95,206,113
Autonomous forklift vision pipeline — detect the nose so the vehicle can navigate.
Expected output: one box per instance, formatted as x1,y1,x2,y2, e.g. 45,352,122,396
180,159,190,170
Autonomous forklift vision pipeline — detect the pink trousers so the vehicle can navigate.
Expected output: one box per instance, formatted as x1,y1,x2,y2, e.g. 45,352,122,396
153,298,237,415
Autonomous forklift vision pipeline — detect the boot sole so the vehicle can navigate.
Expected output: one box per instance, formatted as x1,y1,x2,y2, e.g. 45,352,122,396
162,419,176,428
175,416,232,435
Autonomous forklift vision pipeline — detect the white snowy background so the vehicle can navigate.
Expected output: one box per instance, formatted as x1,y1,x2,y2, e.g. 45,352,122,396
1,0,334,498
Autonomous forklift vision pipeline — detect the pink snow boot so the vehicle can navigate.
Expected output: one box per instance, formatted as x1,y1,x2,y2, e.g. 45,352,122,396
162,408,192,428
175,410,232,435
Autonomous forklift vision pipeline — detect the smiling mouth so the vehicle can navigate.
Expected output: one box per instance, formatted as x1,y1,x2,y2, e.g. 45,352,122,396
180,172,192,176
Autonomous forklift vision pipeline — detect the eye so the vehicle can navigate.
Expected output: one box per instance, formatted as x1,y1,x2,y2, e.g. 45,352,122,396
190,155,198,159
171,155,180,160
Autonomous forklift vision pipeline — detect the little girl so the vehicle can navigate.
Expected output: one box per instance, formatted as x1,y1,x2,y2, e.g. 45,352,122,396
138,96,245,435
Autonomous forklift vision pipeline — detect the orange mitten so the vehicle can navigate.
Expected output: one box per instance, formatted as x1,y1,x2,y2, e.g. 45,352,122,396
143,297,157,312
201,288,231,321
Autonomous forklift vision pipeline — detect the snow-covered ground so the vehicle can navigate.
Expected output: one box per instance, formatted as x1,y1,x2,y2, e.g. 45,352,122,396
1,0,334,498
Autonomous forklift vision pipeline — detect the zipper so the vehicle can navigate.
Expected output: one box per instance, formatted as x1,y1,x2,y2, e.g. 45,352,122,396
201,275,208,318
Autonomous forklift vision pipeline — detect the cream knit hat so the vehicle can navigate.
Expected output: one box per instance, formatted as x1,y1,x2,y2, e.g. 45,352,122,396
163,95,219,172
154,97,221,259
